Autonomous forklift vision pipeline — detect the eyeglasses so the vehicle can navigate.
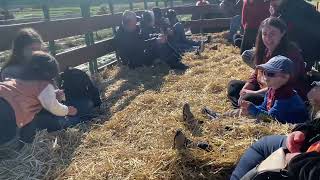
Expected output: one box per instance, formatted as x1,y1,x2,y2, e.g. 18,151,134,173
263,71,277,77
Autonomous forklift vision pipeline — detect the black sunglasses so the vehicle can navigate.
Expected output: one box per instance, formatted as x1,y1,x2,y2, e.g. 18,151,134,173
263,71,277,77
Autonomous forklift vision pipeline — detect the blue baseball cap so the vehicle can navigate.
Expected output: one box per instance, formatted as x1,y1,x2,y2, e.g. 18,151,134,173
257,55,294,74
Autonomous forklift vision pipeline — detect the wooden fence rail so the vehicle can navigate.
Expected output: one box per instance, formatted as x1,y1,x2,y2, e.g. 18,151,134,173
0,4,228,71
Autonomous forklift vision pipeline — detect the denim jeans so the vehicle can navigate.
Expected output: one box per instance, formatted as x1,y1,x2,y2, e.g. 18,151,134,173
230,135,287,180
229,15,242,42
19,98,95,143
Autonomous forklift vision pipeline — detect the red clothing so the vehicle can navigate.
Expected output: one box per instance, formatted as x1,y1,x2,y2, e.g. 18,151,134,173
266,85,295,110
242,0,270,29
0,79,49,128
248,46,309,100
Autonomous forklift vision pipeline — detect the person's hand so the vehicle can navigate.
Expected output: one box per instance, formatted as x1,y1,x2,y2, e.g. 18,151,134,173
55,89,66,102
157,34,167,44
240,100,252,115
68,106,78,116
238,89,257,106
286,131,305,153
239,89,256,97
285,152,301,164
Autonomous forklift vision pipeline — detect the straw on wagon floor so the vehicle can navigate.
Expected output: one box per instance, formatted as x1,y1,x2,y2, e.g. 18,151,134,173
0,32,292,180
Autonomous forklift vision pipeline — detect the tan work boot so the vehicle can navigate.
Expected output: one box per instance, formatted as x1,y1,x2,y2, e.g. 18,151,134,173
182,103,204,132
173,130,212,152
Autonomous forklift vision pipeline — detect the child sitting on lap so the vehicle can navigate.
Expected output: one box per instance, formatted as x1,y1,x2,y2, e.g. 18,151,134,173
0,51,78,145
239,55,309,124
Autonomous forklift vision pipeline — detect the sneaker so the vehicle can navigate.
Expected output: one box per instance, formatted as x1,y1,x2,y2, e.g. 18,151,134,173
201,107,220,120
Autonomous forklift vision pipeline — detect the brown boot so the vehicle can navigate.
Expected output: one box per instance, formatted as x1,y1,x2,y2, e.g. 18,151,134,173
182,103,203,133
173,129,190,150
173,130,212,152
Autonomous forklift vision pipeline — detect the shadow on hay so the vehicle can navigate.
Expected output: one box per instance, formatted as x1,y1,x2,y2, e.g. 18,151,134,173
103,63,173,118
171,150,235,180
46,63,174,178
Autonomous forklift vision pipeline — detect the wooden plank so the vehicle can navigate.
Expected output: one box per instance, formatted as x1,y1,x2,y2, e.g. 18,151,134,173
0,14,80,25
163,4,222,15
182,18,231,29
0,13,122,51
0,5,223,51
56,38,115,71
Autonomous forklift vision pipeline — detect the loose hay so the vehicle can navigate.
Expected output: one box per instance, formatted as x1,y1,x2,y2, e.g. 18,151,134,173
0,32,292,180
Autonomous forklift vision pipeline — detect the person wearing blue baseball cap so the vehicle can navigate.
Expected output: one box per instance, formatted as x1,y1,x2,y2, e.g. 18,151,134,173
239,55,309,124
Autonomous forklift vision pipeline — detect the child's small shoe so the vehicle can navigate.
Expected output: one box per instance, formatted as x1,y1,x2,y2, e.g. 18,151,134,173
201,107,220,120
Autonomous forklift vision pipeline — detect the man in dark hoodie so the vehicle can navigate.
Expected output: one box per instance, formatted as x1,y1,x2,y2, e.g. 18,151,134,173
270,0,320,71
114,10,187,70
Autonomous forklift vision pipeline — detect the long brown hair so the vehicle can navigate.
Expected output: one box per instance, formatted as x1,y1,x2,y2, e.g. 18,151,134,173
253,17,289,65
2,28,43,69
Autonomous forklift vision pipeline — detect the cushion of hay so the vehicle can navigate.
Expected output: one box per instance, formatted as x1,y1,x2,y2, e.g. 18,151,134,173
0,32,291,180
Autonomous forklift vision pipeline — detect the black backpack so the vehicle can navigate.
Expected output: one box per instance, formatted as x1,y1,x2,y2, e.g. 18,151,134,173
58,68,102,107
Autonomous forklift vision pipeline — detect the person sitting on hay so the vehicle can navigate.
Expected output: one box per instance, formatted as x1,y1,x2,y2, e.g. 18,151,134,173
238,55,309,124
231,85,320,180
201,56,309,124
114,10,188,70
0,52,79,148
227,17,310,110
165,9,206,54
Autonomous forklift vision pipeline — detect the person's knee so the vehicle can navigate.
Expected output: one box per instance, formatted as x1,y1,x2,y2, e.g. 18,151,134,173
234,38,242,48
227,80,243,97
252,135,287,156
241,50,255,67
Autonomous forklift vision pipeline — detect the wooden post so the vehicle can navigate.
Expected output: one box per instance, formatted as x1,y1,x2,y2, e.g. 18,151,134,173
108,0,116,35
155,0,159,6
164,0,168,7
129,0,134,10
108,0,120,62
169,0,174,8
80,0,97,74
42,2,56,56
144,0,148,9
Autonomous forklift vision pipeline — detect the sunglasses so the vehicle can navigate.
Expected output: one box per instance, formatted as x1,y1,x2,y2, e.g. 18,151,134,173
263,71,277,77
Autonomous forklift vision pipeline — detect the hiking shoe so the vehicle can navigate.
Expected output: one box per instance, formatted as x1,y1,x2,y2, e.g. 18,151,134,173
201,107,220,120
195,142,213,152
183,103,204,132
223,109,241,117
